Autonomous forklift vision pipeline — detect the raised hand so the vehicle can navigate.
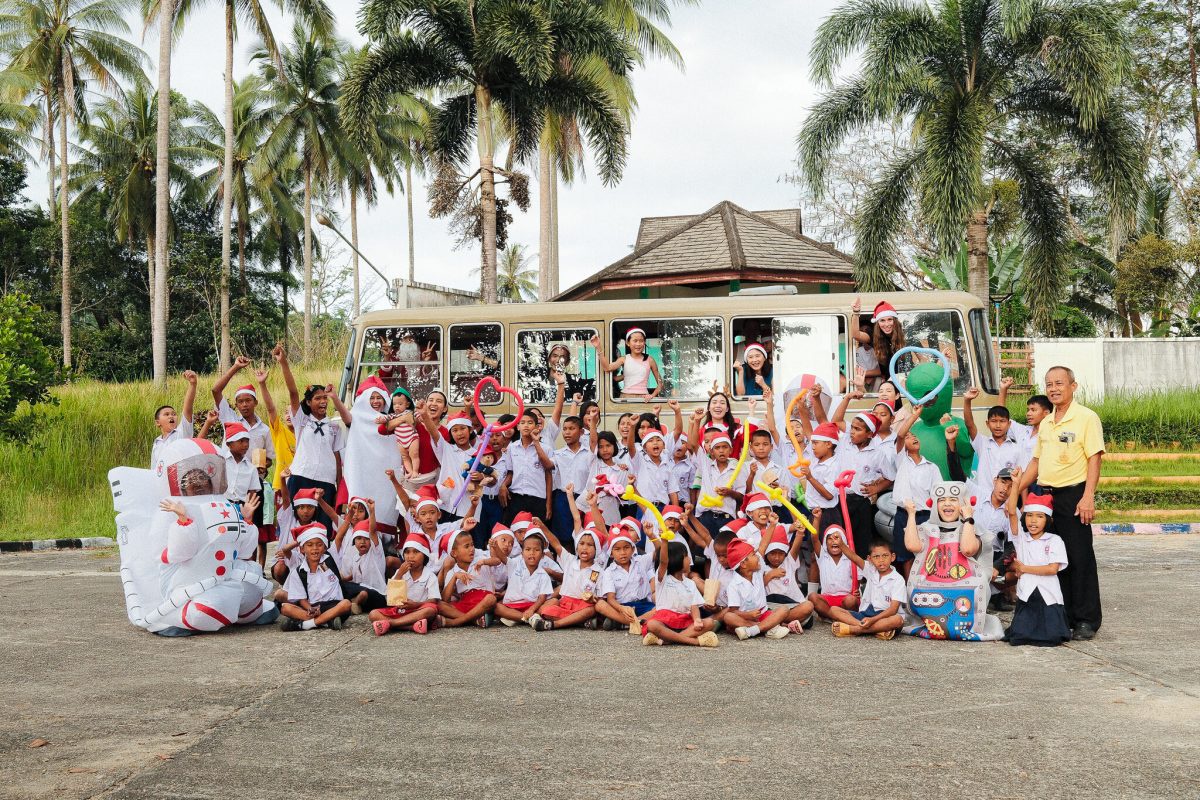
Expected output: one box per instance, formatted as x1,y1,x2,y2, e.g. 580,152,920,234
272,343,286,363
242,491,261,518
944,424,960,442
159,499,188,521
253,367,269,384
667,398,680,412
903,499,916,514
206,409,219,423
182,370,197,385
964,386,980,402
1000,376,1014,390
233,355,251,370
851,295,862,313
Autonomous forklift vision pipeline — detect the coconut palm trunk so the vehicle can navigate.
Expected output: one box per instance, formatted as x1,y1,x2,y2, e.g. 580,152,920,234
58,59,72,371
549,167,559,296
218,0,235,371
966,211,990,306
475,86,498,304
44,95,55,221
152,0,174,385
350,186,360,317
405,158,415,287
302,165,313,361
537,144,551,301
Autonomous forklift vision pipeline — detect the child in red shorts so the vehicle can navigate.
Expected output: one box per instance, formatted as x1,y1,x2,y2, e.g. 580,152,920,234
642,537,719,647
369,533,441,636
438,524,496,627
493,528,553,626
808,519,865,620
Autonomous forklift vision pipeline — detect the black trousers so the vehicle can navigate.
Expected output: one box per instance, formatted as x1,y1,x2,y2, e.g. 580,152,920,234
844,495,876,559
505,492,547,526
1038,482,1102,630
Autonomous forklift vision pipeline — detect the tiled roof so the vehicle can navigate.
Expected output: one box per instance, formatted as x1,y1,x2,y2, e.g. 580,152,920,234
557,201,854,299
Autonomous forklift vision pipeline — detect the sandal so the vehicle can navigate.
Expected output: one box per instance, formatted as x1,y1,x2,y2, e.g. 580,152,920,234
475,613,492,629
372,620,389,637
412,618,429,635
875,629,896,640
831,621,854,637
787,620,805,635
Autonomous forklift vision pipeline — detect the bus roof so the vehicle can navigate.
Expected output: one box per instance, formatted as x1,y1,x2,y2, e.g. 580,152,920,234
355,289,985,328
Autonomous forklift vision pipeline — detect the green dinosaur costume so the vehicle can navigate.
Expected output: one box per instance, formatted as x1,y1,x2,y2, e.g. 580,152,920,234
906,362,973,479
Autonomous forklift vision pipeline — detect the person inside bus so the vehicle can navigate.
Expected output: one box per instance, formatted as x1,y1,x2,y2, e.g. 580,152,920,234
853,319,882,392
850,297,906,381
548,342,595,403
733,342,773,397
592,329,662,400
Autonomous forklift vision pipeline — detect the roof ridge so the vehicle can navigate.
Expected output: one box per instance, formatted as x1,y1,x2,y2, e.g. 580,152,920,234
732,205,853,265
720,202,746,269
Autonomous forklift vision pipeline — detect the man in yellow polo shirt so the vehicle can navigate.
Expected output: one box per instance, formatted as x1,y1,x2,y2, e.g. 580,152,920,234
1018,365,1104,640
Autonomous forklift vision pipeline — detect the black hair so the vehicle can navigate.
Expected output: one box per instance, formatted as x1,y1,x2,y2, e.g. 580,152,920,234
580,400,599,420
521,408,539,422
1020,510,1057,535
617,412,632,427
704,391,738,434
523,533,547,552
1028,394,1052,413
868,538,893,555
665,540,687,574
562,415,583,428
154,404,174,420
634,412,661,442
750,428,773,443
713,530,735,549
987,405,1011,420
879,380,906,411
497,413,516,427
624,328,649,361
426,390,449,420
595,430,618,457
300,384,325,417
402,549,430,567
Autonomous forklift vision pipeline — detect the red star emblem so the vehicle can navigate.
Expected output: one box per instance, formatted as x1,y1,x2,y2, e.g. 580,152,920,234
220,508,232,519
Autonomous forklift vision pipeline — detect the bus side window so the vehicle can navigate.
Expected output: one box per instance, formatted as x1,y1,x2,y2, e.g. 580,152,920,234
892,310,973,392
608,318,723,401
449,323,502,404
730,317,775,397
516,328,598,405
359,325,442,401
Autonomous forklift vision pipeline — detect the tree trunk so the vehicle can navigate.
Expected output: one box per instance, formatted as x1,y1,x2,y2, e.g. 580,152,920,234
475,85,498,304
58,65,72,371
219,0,235,371
550,165,559,297
1190,0,1200,155
406,158,416,286
537,144,552,301
152,0,173,386
1116,295,1132,338
350,186,360,317
303,165,313,361
147,233,156,328
281,244,290,343
238,218,247,288
45,94,55,221
965,210,990,306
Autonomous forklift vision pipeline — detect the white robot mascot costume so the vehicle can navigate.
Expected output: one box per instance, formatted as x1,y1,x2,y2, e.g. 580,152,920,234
109,437,278,636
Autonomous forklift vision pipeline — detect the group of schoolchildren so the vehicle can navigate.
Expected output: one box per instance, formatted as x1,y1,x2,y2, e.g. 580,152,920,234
151,303,1073,647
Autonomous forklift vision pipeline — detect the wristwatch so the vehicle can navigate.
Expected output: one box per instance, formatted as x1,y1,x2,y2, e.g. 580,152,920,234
962,516,975,525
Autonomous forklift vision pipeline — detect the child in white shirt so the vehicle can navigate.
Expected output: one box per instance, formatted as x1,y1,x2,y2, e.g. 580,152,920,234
334,506,388,615
279,526,352,631
437,524,496,628
827,540,906,639
641,538,719,648
531,495,602,632
760,521,815,633
1003,483,1071,646
493,530,554,627
722,537,795,640
594,527,655,632
368,533,442,635
807,516,866,620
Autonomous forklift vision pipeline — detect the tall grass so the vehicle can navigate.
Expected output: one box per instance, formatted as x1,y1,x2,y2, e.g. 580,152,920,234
0,366,336,542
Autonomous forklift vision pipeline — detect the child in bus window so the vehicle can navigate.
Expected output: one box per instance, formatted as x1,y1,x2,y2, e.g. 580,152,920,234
733,342,773,397
592,330,662,400
851,297,907,381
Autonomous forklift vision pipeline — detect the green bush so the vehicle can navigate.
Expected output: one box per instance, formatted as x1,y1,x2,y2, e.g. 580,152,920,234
0,293,58,438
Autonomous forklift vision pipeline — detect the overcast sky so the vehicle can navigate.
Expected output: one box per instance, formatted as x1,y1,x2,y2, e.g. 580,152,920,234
45,1,846,310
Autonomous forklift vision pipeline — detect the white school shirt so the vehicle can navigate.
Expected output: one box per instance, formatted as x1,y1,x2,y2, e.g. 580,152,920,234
1008,421,1038,470
552,443,593,494
891,451,942,507
502,558,554,604
971,431,1024,495
840,433,895,497
766,553,805,602
816,549,855,596
337,539,386,594
221,449,262,503
503,439,549,498
446,554,493,598
697,455,739,516
217,399,275,460
283,559,343,603
403,566,441,603
726,571,768,614
598,555,653,603
1013,529,1068,605
702,543,736,606
557,551,602,600
673,456,696,503
540,419,560,451
749,452,797,501
974,496,1012,550
434,438,478,517
654,573,705,614
289,408,344,484
803,448,844,510
860,562,907,616
631,450,674,505
151,416,193,469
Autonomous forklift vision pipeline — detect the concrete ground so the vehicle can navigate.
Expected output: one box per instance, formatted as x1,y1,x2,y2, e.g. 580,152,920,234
1,536,1197,800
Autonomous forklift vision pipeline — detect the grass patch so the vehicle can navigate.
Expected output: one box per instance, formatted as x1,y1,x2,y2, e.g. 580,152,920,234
1095,483,1200,511
0,366,335,542
1007,388,1200,448
1101,458,1200,478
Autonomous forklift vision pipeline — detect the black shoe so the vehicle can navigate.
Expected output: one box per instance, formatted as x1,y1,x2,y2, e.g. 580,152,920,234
583,618,599,630
801,614,814,630
280,618,300,632
330,616,344,631
1072,622,1097,641
532,617,554,632
600,618,616,631
154,626,193,637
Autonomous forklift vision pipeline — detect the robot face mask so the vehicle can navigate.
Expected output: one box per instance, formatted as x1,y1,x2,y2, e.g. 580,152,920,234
932,481,966,526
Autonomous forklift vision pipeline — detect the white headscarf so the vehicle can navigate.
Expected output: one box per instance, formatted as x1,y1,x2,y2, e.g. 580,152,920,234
343,383,404,530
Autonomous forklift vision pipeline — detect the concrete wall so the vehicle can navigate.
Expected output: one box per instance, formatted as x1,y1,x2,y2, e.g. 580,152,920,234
1028,337,1200,400
395,280,479,309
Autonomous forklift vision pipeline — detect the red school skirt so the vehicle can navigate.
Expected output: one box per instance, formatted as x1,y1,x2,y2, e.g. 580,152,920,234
641,609,692,635
451,589,492,613
539,595,593,620
504,600,535,612
376,602,438,619
257,523,276,544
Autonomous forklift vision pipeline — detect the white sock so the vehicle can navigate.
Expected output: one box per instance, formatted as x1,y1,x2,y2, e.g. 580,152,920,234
746,625,761,638
301,619,316,630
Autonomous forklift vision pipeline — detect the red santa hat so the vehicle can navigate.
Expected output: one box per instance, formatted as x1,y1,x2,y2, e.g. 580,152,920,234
582,511,597,529
854,412,881,434
351,520,373,542
1023,488,1054,518
765,528,790,556
743,342,768,360
347,496,370,513
641,430,665,445
624,327,646,340
822,524,847,544
490,522,514,542
413,485,440,514
355,375,388,398
223,422,250,443
446,412,474,430
811,422,840,444
233,384,257,400
294,522,327,547
743,492,771,513
709,434,732,449
662,505,684,520
607,526,637,551
721,517,750,535
873,399,897,414
435,530,458,559
726,538,755,569
510,511,533,532
401,532,432,559
616,516,641,535
871,301,898,322
293,488,320,508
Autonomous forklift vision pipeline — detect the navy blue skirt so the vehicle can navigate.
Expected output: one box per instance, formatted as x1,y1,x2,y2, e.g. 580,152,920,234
1004,588,1071,647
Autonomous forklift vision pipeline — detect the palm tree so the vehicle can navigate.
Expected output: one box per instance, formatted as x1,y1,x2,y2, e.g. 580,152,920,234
0,68,35,156
144,0,332,371
256,24,349,361
342,0,634,304
2,0,147,370
72,84,203,324
151,0,172,386
474,243,537,302
797,0,1143,329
